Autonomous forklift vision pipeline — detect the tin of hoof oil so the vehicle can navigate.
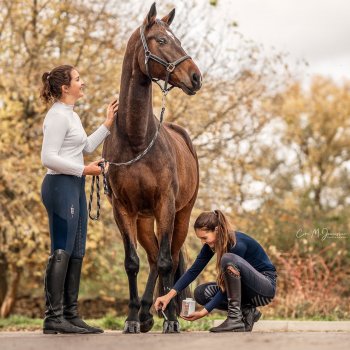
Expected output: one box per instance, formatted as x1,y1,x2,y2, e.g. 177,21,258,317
181,298,196,316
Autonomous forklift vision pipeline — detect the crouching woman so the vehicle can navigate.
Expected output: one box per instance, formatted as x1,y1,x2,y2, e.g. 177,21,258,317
154,210,277,332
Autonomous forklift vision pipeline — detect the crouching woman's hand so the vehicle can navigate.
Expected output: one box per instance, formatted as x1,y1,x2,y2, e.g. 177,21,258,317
180,308,209,322
154,289,177,311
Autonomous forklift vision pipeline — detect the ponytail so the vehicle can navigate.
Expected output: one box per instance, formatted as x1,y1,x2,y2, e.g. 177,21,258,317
40,72,53,104
213,210,236,291
194,210,236,291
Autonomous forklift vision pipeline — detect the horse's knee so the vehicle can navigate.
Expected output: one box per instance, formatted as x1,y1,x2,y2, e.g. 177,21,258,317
157,255,173,276
125,254,140,275
220,253,240,276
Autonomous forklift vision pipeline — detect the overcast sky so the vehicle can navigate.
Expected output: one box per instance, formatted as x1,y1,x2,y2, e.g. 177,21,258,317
213,0,350,80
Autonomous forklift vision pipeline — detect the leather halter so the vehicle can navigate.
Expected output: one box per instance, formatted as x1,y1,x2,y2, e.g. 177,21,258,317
139,23,191,92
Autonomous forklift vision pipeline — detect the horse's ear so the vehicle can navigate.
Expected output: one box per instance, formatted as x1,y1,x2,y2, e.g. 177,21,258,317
143,2,157,28
161,8,175,26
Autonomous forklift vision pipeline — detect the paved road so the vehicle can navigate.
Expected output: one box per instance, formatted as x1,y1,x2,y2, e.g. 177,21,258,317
1,331,349,350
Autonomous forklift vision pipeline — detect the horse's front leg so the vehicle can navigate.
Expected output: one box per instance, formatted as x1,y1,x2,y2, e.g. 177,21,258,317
155,199,179,333
112,200,140,334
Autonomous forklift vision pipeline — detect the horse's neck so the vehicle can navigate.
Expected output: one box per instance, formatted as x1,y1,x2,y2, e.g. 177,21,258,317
117,55,156,149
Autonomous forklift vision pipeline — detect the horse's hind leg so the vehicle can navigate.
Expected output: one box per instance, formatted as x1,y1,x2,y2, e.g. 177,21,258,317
171,201,196,312
137,217,159,333
112,199,140,334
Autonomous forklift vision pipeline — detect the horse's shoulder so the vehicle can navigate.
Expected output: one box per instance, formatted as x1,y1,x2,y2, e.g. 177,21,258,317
164,122,197,158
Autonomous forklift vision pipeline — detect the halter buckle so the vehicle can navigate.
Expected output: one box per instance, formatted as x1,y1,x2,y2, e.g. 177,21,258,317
166,63,176,73
145,50,151,64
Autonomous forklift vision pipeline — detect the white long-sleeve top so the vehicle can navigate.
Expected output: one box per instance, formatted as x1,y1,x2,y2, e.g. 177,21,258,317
41,101,110,177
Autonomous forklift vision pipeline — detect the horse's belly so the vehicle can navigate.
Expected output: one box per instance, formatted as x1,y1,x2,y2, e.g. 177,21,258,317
110,177,154,205
108,145,197,212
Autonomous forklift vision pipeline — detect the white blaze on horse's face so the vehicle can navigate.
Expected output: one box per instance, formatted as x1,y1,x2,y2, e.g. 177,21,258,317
165,29,175,41
140,4,202,95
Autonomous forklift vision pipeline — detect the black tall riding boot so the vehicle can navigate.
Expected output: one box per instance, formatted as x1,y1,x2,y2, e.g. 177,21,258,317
242,305,262,332
63,257,103,334
209,268,245,332
43,249,87,334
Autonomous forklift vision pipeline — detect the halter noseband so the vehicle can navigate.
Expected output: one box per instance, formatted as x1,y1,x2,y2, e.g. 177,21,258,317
140,23,191,92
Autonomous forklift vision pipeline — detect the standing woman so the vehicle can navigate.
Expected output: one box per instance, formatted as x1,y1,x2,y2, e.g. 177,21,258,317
40,65,118,334
155,210,277,332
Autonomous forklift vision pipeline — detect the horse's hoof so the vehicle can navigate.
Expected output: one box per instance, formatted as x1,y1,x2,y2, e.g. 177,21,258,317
162,320,180,333
123,321,140,334
140,317,154,333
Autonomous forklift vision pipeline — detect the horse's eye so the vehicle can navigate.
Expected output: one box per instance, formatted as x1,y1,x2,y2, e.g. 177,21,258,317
157,38,167,45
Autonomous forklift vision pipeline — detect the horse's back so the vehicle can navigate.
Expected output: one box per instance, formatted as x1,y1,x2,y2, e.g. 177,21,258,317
163,122,199,207
164,122,197,160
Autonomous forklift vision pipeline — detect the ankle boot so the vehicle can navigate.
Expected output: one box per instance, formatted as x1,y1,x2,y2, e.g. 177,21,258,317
209,268,245,332
63,257,103,334
242,305,262,332
43,249,88,334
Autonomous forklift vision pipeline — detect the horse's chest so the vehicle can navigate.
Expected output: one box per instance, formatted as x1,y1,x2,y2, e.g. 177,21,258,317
109,167,173,199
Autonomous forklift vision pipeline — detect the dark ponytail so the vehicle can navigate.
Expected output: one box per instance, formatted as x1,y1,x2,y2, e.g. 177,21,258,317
194,210,236,291
40,65,74,104
41,72,52,104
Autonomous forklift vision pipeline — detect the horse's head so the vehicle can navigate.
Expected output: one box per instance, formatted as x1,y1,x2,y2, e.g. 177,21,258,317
138,3,202,95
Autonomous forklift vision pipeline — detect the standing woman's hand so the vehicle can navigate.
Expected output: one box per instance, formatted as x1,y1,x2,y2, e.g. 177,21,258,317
83,159,105,176
104,97,119,130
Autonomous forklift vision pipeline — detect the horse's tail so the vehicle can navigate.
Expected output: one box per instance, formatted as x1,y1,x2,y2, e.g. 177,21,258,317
157,248,191,316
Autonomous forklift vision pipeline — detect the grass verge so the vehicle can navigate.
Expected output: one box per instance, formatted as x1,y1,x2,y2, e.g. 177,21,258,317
1,313,347,332
0,314,220,332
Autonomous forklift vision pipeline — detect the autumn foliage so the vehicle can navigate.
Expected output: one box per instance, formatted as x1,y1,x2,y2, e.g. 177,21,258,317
0,0,349,320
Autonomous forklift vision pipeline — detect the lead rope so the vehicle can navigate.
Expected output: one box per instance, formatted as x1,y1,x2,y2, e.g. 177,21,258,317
88,161,109,220
87,89,168,221
89,90,169,220
87,89,167,221
88,75,169,221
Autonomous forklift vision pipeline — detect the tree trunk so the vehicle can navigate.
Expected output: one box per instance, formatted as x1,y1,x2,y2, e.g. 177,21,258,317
0,264,22,318
0,252,8,306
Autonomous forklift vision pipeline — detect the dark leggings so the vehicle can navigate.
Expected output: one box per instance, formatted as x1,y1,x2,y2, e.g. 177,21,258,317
41,174,87,258
194,253,277,309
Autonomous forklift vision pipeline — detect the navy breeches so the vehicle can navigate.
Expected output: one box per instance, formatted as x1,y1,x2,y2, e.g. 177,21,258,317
194,253,277,309
41,174,87,258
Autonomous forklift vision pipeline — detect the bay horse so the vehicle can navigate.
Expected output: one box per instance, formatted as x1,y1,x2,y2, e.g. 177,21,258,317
102,3,202,333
